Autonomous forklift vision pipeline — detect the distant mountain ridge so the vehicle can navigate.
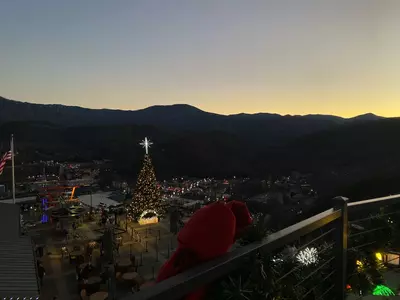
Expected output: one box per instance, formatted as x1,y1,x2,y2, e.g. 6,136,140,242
0,96,384,148
348,113,383,122
0,96,383,124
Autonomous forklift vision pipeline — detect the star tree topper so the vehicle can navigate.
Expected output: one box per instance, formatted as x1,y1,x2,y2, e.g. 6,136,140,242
140,137,153,155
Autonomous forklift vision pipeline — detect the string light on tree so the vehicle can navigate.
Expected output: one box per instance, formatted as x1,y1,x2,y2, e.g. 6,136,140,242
296,247,318,266
129,138,166,222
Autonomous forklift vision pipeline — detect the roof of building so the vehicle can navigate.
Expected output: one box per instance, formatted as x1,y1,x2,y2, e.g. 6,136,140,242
0,195,37,204
79,192,120,208
0,203,40,298
0,238,40,297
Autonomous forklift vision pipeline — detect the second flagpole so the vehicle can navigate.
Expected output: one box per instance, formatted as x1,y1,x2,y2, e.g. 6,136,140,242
11,134,15,204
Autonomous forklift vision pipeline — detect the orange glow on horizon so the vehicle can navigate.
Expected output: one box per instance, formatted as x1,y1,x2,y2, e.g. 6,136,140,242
2,89,399,118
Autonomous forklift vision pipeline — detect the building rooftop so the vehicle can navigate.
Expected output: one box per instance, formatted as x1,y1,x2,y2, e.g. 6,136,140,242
79,191,120,207
0,238,40,298
0,203,40,298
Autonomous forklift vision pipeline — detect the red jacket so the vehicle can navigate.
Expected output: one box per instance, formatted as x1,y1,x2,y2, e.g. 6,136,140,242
156,201,252,300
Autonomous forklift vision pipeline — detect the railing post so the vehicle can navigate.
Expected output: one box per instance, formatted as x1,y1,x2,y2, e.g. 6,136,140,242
156,239,159,262
334,196,348,300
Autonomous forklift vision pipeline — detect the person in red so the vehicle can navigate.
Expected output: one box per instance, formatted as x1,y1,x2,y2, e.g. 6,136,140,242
156,200,253,300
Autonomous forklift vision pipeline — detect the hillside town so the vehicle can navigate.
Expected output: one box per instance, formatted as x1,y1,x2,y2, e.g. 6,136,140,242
0,135,326,299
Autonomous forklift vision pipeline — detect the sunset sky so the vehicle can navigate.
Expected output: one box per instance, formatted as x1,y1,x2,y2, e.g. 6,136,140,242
1,0,399,117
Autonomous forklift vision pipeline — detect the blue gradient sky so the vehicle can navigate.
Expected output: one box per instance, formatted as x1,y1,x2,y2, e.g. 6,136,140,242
1,0,399,117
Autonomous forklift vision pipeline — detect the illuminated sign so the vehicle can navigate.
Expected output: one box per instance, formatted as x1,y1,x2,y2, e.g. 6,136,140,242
138,210,159,225
138,216,159,225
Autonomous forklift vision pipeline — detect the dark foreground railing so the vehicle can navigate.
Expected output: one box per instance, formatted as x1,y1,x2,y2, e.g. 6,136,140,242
125,194,400,300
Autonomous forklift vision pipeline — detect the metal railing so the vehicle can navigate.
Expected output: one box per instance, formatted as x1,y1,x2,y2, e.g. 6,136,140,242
124,194,400,300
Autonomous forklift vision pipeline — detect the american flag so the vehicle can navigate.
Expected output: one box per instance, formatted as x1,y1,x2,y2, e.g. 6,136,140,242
0,151,12,175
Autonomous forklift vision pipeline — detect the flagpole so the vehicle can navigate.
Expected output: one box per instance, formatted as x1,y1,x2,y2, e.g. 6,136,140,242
11,134,15,204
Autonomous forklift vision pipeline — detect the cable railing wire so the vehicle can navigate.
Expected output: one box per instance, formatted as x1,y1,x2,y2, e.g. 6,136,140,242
294,257,335,289
293,228,336,256
276,240,335,284
349,240,376,251
315,284,336,300
298,270,336,300
349,226,387,238
349,209,400,224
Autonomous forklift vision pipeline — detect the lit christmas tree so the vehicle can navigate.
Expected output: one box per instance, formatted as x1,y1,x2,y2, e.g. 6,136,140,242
130,138,164,222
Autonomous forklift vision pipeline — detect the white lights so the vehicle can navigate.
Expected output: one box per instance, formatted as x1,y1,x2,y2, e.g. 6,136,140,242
139,210,158,219
139,137,153,155
296,247,318,266
138,216,158,225
138,209,159,225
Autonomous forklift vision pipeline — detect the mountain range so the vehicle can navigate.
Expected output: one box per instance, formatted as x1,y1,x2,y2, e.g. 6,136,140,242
0,96,383,125
0,96,383,145
0,96,399,200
